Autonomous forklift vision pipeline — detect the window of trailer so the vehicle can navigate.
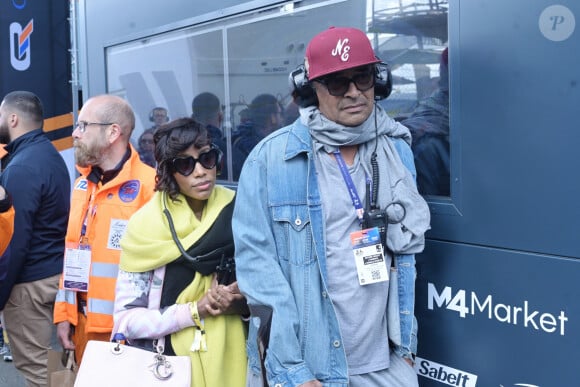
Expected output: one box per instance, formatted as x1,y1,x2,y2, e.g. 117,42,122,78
105,0,449,196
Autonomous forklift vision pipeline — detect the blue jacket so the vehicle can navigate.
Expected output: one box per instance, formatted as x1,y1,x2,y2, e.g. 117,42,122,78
0,129,70,309
233,120,419,386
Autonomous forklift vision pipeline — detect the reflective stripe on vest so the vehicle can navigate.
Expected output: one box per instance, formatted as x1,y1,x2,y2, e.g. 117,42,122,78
55,288,77,304
88,298,115,316
84,262,119,315
91,262,119,278
56,263,118,315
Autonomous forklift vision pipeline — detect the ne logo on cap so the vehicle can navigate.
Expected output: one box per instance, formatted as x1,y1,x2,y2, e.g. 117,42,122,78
305,27,379,80
331,38,351,62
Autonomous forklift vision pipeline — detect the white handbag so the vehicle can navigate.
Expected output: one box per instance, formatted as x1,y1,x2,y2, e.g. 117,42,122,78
74,339,191,387
75,266,191,386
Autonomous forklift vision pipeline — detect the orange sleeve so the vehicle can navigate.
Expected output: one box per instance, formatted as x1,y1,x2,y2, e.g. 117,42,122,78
53,273,73,325
0,205,14,256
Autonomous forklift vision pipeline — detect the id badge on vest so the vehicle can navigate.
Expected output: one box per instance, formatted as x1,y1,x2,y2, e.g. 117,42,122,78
63,243,91,292
350,227,389,286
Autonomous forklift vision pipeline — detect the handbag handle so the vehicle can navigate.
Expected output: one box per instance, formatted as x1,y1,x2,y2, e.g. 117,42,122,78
61,349,76,371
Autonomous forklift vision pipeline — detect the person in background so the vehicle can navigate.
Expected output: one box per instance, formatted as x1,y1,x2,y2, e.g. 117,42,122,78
0,184,12,361
54,94,156,365
192,92,224,145
148,106,169,130
0,91,71,386
192,92,243,180
0,185,14,362
0,314,9,361
401,47,450,196
0,185,14,256
233,27,430,386
137,128,156,168
232,93,285,159
114,117,248,386
283,97,300,126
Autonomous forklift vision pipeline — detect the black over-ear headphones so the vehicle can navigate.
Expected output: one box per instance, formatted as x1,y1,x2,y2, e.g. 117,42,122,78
149,107,169,122
212,143,224,176
289,61,393,108
374,62,393,101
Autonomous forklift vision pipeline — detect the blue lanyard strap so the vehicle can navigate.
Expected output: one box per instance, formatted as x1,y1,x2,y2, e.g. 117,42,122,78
333,150,365,224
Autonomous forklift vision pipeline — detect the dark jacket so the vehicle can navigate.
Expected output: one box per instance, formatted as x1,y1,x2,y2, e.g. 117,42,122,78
206,124,243,181
0,129,70,309
232,121,262,157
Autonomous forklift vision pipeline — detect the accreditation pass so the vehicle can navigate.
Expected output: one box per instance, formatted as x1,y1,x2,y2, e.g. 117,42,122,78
63,247,91,292
350,227,389,285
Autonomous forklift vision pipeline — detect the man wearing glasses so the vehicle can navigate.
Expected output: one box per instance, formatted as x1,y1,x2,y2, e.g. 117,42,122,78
54,94,156,365
0,91,71,386
233,27,430,386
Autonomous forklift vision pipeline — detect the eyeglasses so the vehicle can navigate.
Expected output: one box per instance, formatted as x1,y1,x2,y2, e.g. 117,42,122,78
315,71,375,96
75,121,114,133
171,148,221,176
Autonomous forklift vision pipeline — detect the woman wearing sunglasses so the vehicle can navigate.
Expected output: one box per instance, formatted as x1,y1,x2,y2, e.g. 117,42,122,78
113,117,248,386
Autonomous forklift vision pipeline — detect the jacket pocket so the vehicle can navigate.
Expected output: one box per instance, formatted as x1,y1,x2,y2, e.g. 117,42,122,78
272,205,314,265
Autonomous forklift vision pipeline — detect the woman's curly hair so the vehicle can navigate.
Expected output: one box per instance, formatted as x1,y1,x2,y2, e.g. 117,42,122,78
153,117,211,201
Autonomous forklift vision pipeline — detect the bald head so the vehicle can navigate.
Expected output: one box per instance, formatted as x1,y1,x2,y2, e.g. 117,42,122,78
83,95,135,141
73,94,137,171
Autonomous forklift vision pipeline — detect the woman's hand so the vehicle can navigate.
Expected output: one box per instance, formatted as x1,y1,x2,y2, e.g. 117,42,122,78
199,276,249,318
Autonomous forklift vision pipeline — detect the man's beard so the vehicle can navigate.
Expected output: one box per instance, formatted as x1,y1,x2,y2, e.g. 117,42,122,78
74,139,105,168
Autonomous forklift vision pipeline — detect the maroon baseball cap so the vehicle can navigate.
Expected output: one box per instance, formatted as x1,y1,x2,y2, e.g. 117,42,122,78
305,26,380,80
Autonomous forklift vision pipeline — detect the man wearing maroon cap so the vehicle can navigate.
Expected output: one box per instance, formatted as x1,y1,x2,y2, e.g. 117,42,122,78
234,27,430,386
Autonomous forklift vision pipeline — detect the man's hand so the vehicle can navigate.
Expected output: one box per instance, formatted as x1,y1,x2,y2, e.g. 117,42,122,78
56,321,75,350
299,381,323,387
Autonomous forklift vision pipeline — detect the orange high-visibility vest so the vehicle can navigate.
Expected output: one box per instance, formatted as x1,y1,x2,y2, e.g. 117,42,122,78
54,146,155,333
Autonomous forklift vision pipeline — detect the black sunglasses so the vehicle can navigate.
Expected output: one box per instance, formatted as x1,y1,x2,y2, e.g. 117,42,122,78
171,147,221,176
315,71,375,96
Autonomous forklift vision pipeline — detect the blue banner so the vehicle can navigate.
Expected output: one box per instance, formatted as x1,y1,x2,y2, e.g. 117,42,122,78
0,0,71,134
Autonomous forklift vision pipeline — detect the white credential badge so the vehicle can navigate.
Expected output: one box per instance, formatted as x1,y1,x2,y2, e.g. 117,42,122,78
63,247,91,292
350,227,389,285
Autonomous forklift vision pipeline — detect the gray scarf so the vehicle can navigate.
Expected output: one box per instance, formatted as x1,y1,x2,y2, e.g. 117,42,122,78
301,104,431,254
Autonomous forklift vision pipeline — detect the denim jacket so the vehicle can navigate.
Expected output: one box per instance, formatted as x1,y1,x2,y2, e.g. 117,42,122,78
233,121,419,387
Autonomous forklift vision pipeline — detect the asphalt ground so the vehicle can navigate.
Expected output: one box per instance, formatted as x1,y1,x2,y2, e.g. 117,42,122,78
0,324,59,387
0,354,25,387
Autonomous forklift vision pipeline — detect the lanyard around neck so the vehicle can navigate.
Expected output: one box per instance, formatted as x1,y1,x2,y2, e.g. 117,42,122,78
80,185,98,245
333,150,365,225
